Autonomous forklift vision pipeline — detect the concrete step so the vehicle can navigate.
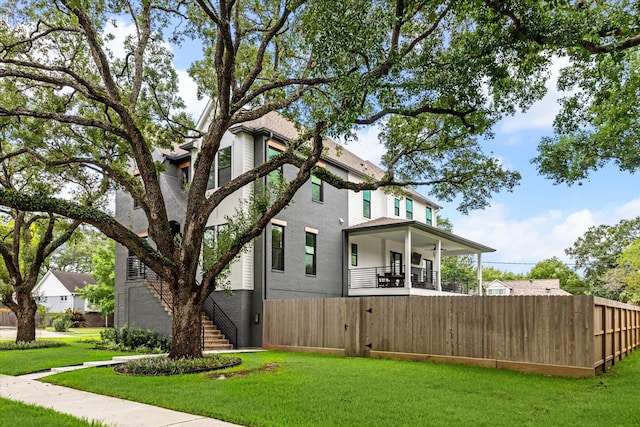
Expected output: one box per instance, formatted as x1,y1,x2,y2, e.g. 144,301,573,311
203,343,233,350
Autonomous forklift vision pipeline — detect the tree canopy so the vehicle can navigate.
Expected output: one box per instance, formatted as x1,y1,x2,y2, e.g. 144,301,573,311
566,217,640,299
1,0,638,357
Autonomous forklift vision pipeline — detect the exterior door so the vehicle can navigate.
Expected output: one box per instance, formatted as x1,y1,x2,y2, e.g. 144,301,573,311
390,251,402,275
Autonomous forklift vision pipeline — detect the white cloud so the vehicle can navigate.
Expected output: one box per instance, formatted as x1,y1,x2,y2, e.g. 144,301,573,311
177,70,208,123
613,198,640,220
450,203,598,272
499,56,574,134
346,124,386,166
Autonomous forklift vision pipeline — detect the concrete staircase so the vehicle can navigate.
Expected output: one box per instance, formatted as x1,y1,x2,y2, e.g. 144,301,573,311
145,279,233,350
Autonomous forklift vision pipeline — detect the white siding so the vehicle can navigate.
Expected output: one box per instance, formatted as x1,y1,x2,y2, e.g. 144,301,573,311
347,173,387,226
204,130,256,291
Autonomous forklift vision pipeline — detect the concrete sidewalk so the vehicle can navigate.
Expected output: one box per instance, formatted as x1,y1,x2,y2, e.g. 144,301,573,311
0,374,242,426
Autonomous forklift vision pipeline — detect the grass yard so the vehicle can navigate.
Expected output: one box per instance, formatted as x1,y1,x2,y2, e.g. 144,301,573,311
0,397,106,427
43,350,640,427
0,340,130,376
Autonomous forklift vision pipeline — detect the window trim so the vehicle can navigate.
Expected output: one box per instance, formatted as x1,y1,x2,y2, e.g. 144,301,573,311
311,174,323,203
271,224,285,272
305,232,317,276
351,243,358,266
363,190,371,219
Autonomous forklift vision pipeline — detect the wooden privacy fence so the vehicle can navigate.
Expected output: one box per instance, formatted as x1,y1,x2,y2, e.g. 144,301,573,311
0,308,16,327
263,295,640,377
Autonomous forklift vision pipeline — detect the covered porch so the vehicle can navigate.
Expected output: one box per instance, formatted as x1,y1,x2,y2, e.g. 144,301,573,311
343,218,495,297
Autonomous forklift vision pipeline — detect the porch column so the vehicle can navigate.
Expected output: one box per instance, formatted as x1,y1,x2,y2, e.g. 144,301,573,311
435,240,442,291
477,253,483,296
405,229,412,288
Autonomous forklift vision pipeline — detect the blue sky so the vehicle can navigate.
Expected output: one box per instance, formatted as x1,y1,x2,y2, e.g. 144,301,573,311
154,26,640,276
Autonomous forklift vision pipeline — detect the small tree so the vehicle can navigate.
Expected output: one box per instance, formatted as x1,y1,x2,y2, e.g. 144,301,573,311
527,257,584,294
77,239,115,326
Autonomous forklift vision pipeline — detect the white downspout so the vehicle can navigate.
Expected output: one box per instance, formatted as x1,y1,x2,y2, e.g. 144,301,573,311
405,229,412,288
477,253,483,296
436,240,442,291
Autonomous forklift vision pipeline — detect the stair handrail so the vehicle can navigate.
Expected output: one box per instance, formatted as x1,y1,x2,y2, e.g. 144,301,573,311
139,266,238,348
203,295,238,349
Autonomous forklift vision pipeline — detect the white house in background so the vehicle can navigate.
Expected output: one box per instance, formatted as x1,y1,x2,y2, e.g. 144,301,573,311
485,279,572,296
34,270,97,313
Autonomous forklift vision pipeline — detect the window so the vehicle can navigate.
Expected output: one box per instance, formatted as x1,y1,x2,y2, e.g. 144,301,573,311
267,146,283,185
272,224,284,271
203,226,216,270
406,198,413,220
305,232,317,275
179,162,190,190
351,243,358,266
394,198,400,216
426,207,433,226
488,288,506,296
311,174,323,202
363,190,371,219
218,147,232,187
206,164,216,190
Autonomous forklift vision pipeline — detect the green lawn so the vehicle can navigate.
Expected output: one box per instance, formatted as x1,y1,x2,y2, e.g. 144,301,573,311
42,350,640,427
0,397,106,426
0,340,130,376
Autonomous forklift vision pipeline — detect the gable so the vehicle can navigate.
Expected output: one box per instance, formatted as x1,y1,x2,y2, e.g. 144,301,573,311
34,272,71,297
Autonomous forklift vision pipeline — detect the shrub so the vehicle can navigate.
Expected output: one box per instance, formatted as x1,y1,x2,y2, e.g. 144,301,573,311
64,309,87,328
96,327,171,353
0,340,70,351
52,318,72,332
114,354,241,376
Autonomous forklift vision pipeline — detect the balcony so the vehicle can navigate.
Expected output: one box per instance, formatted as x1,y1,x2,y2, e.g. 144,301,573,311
126,256,149,280
347,266,471,296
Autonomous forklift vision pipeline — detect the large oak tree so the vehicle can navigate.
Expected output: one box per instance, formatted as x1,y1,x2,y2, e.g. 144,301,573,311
1,0,623,358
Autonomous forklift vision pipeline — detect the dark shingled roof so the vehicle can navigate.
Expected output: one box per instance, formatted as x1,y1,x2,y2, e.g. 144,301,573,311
50,270,96,293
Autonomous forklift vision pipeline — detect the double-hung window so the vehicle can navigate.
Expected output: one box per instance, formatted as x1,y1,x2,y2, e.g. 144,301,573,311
311,175,323,202
351,243,358,266
426,207,433,226
406,198,413,220
363,190,371,219
305,232,317,275
267,146,283,185
271,224,284,271
394,198,400,216
218,147,232,187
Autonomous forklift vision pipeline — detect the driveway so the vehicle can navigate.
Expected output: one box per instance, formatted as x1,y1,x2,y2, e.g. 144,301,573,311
0,327,73,340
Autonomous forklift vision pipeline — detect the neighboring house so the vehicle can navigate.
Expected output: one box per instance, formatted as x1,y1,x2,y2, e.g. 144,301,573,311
485,279,571,296
115,104,495,347
33,270,97,313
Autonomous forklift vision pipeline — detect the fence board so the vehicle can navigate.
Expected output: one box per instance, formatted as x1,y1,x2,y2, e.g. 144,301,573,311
263,295,640,377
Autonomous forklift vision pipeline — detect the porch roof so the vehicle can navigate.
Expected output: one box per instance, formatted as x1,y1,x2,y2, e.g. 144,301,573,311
344,217,495,255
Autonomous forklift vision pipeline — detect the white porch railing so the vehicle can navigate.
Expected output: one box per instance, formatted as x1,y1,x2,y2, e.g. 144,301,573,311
348,266,438,290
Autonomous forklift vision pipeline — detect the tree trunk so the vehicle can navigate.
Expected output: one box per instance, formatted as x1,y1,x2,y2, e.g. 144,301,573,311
169,287,203,359
14,291,37,343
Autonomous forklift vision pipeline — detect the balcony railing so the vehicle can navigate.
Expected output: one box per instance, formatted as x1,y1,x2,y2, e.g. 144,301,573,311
348,266,438,290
